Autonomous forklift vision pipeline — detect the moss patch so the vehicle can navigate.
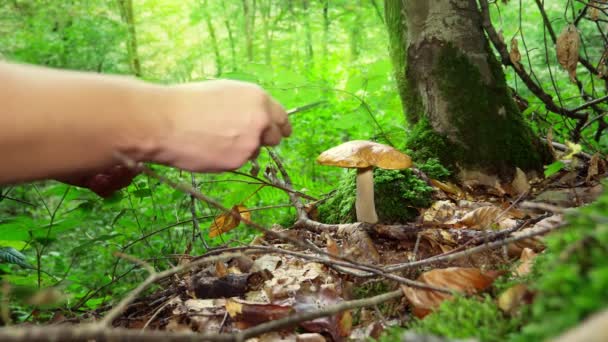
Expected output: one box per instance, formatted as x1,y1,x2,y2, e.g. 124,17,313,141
319,167,434,224
404,43,551,178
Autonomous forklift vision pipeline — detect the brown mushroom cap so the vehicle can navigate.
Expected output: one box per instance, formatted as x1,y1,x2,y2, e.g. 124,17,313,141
316,140,412,169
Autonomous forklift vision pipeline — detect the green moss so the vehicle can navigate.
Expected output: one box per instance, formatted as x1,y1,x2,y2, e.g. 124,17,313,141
403,43,551,177
318,167,434,224
418,158,451,180
433,43,550,176
511,187,608,341
375,295,518,342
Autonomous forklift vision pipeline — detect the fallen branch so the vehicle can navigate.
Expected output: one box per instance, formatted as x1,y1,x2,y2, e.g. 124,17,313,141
385,219,564,272
0,290,403,342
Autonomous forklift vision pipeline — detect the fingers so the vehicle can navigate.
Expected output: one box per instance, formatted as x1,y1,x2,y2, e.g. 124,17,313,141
268,97,292,137
261,124,282,146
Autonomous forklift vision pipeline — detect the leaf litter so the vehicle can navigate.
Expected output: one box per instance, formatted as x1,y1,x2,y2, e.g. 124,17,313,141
95,153,608,341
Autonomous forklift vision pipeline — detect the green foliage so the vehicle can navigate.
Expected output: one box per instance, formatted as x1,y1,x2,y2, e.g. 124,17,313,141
319,166,434,224
375,296,517,342
511,187,608,341
417,158,450,180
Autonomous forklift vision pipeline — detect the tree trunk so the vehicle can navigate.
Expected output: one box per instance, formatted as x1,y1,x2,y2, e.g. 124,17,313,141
202,0,222,76
117,0,141,77
385,0,549,181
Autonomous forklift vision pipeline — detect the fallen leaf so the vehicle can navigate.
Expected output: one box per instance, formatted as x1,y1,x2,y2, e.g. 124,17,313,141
515,247,537,276
226,298,293,326
509,167,530,195
209,205,251,237
510,38,521,69
401,267,501,318
498,284,531,315
457,206,504,229
326,235,340,258
423,200,456,224
215,262,227,277
556,24,580,82
295,286,351,340
586,153,601,183
430,179,465,198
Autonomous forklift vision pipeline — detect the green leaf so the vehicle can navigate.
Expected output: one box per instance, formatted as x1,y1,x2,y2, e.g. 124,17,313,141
544,161,566,178
132,188,152,198
0,247,32,269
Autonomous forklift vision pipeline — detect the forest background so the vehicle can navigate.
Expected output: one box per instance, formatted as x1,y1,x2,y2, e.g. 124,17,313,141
0,0,606,336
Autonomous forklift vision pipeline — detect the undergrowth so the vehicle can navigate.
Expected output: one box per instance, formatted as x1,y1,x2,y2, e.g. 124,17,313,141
376,186,608,341
318,159,448,224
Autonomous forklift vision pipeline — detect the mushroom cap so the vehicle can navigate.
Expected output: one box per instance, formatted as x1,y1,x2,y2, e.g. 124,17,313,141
316,140,412,169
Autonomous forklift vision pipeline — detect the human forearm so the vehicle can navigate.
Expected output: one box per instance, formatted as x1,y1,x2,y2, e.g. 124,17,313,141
0,61,290,187
0,62,166,184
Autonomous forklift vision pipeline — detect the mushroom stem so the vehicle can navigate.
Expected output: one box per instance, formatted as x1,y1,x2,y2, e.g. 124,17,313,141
355,167,378,223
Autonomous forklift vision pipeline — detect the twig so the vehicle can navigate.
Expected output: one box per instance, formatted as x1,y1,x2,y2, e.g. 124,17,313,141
141,296,175,332
190,173,208,249
479,0,587,123
113,152,451,293
265,148,308,220
0,290,403,342
385,220,563,272
99,252,244,327
235,289,403,341
571,94,608,112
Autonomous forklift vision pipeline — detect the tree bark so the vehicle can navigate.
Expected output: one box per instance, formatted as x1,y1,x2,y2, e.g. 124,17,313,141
385,0,550,181
117,0,141,77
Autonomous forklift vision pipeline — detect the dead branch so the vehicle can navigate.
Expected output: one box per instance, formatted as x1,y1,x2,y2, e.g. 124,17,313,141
113,152,452,293
385,218,564,272
100,252,245,326
479,0,588,123
0,290,403,342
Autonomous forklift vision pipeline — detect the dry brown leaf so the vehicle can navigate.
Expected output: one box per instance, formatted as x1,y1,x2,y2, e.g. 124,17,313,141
498,284,530,315
590,1,601,21
326,235,340,258
226,298,293,326
423,200,457,224
430,179,465,198
556,24,580,82
215,261,227,277
401,267,500,318
586,153,601,183
510,167,530,195
515,247,537,276
510,38,522,69
209,205,251,237
457,206,504,229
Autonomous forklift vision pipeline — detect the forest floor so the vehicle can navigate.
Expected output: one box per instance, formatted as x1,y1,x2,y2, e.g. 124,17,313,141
7,149,606,342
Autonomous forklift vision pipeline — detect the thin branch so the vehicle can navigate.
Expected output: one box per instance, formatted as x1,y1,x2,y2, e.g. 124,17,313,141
385,219,564,272
112,152,450,293
479,0,587,122
0,290,403,342
99,252,244,326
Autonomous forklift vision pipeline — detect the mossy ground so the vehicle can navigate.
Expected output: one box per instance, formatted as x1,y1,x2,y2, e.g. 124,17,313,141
318,159,448,224
375,185,608,341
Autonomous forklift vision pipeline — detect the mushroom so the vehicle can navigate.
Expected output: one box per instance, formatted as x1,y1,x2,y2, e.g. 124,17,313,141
317,140,412,223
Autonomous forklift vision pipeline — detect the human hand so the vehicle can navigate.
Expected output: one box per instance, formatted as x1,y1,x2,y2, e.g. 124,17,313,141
58,165,139,198
149,80,291,172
